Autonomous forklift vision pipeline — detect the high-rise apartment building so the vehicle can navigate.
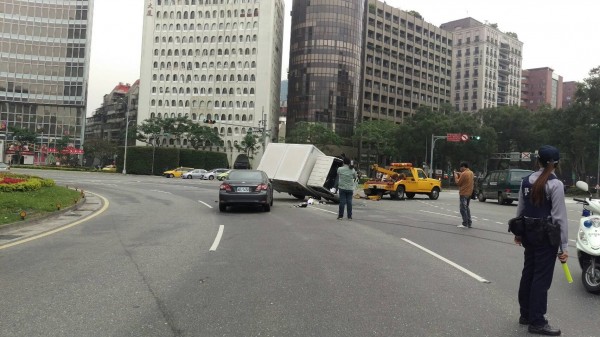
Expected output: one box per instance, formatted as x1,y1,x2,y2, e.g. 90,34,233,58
521,67,563,111
0,0,93,164
362,2,453,123
138,0,284,168
562,81,578,109
441,17,523,112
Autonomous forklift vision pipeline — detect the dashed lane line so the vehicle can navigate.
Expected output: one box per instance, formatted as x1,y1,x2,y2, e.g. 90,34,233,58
209,225,224,251
402,238,491,283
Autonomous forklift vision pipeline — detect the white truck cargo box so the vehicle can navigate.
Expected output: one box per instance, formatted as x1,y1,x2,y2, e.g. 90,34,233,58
307,155,342,202
257,143,341,202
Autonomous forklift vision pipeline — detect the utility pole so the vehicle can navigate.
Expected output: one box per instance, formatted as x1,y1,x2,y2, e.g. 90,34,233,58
429,134,448,178
122,105,130,174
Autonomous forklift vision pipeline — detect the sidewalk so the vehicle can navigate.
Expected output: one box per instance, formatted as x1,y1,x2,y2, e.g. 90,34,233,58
0,192,105,249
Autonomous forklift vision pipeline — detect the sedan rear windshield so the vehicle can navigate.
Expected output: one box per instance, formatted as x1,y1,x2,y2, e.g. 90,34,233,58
228,171,263,181
509,171,532,183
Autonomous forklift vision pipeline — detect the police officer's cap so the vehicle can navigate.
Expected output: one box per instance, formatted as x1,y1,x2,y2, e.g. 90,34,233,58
537,145,560,165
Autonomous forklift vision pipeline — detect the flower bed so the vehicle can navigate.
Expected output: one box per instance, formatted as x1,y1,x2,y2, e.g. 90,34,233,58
0,173,55,192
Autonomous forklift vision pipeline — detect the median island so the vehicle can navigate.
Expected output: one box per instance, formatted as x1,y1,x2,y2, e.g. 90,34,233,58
0,173,82,226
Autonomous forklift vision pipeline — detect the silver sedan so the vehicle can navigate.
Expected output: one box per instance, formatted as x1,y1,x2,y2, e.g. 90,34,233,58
182,169,207,179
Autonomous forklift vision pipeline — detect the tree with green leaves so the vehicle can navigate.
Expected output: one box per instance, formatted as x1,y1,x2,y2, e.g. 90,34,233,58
136,118,164,147
286,121,342,152
187,123,222,150
8,126,37,164
160,116,191,145
235,132,261,160
354,120,400,165
83,138,118,167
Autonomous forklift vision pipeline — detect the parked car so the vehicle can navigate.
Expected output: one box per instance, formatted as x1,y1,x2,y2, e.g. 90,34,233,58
182,169,208,179
216,169,232,181
163,167,194,178
102,164,117,173
218,169,273,212
477,169,534,205
201,168,229,180
0,162,10,171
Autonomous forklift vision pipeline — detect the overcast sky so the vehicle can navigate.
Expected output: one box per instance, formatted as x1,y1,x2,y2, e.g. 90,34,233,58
87,0,600,115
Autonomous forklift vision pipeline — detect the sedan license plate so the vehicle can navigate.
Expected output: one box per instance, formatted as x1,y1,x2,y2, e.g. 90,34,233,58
236,187,250,193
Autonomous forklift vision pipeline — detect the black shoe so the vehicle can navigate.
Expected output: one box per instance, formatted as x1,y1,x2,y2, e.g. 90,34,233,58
337,217,343,220
519,317,529,325
348,217,352,220
528,324,561,336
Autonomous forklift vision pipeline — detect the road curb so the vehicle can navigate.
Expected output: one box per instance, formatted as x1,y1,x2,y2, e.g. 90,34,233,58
0,191,106,248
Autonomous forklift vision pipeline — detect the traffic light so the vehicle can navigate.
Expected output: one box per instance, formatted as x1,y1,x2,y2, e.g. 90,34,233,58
470,135,480,140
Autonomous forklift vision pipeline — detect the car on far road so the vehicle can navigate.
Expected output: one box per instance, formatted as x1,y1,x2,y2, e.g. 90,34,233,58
218,169,273,212
216,169,232,181
102,164,117,172
201,168,229,180
182,169,208,179
0,162,10,171
477,169,533,205
163,167,194,178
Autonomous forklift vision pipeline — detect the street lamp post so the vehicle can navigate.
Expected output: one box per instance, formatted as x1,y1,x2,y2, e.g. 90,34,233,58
122,107,130,174
429,134,447,178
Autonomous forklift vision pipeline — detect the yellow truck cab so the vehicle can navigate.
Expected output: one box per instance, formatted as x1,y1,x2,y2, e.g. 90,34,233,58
363,162,442,200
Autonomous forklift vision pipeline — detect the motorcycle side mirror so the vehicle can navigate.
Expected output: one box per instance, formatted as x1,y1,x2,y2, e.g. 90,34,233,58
576,181,589,192
576,181,593,199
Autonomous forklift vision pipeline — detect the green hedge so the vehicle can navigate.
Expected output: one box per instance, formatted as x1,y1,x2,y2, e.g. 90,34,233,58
115,146,228,176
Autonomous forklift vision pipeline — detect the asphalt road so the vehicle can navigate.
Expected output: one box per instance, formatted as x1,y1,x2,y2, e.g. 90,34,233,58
1,169,598,337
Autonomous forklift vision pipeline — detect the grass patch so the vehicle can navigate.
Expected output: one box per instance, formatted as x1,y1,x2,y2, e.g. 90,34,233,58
0,186,82,226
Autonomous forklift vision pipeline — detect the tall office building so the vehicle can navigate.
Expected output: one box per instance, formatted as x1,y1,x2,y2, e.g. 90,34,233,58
441,17,523,112
0,0,93,164
287,0,365,138
138,0,284,168
521,67,563,111
287,0,454,143
361,2,453,123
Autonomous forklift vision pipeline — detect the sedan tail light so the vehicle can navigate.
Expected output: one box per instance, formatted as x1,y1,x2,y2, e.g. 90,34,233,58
255,183,268,191
220,183,232,192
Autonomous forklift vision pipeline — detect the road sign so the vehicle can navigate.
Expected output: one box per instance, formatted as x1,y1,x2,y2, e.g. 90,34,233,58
521,152,531,161
461,134,469,142
446,133,461,142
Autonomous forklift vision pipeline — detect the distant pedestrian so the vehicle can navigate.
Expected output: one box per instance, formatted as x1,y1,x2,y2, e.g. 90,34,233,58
454,161,474,228
336,157,357,220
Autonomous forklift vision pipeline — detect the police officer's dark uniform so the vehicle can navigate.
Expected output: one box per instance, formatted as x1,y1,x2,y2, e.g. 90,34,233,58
515,145,568,336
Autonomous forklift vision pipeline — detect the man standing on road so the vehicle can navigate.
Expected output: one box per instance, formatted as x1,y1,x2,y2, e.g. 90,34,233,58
454,161,474,228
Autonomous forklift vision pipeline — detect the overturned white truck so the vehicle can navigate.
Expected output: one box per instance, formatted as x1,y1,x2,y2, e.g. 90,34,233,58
256,143,342,203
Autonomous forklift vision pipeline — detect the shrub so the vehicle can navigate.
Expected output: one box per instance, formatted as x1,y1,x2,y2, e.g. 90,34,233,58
0,173,54,192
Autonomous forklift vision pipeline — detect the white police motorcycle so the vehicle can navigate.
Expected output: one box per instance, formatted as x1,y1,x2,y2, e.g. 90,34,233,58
573,181,600,293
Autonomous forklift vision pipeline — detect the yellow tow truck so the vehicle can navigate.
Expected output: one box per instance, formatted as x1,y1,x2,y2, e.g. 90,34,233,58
362,162,442,200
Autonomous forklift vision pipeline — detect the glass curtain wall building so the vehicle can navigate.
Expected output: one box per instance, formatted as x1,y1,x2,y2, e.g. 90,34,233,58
0,0,93,164
286,0,365,139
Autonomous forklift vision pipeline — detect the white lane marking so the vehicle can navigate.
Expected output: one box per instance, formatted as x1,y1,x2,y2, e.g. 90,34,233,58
401,238,491,283
209,225,224,251
308,206,337,215
198,200,213,208
149,189,172,194
422,210,461,219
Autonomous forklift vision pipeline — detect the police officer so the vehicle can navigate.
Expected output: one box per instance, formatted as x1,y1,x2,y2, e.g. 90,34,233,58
514,145,568,336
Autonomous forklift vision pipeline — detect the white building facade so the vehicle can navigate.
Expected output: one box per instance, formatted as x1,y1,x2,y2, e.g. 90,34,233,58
441,18,523,112
138,0,284,168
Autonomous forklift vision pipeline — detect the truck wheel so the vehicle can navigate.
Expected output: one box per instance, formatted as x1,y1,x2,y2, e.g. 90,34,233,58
392,186,405,200
291,194,305,200
428,187,440,200
363,189,372,196
582,263,600,293
406,193,415,199
478,192,486,202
